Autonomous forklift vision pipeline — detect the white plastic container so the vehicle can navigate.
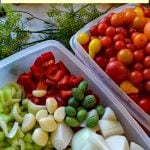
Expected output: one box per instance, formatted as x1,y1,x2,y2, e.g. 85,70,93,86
0,40,149,149
70,4,150,132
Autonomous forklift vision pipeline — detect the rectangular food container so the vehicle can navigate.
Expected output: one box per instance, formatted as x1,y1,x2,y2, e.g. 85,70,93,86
70,4,150,132
0,40,149,149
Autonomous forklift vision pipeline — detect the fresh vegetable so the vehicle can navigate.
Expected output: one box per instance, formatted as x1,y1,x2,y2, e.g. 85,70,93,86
65,116,80,127
82,95,96,108
54,107,66,123
86,115,99,128
36,109,48,122
96,105,105,116
68,97,78,108
77,109,88,122
78,80,88,93
72,88,84,101
46,98,58,115
65,106,77,117
130,142,144,150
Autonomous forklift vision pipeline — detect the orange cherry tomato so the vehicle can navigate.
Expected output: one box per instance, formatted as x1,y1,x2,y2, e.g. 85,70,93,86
133,16,147,29
133,33,147,49
144,22,150,41
110,13,124,27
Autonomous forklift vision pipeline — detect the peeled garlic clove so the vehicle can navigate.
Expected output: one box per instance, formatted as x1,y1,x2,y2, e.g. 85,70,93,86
22,113,36,133
46,98,58,115
32,128,48,146
54,107,66,123
36,109,48,122
130,142,144,150
39,115,57,132
32,90,47,98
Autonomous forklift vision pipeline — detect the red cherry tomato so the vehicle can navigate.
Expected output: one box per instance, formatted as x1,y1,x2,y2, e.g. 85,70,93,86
143,56,150,68
126,43,135,51
143,69,150,80
104,47,115,59
90,25,98,36
130,70,143,84
138,98,150,114
105,26,116,38
98,23,108,35
101,36,112,48
109,57,117,62
99,17,110,25
145,42,150,55
94,55,107,70
128,27,137,36
144,81,150,92
114,40,126,52
105,60,128,84
113,33,125,43
116,27,127,37
131,32,138,41
133,63,143,71
125,38,132,43
144,8,150,18
128,93,139,103
133,50,145,62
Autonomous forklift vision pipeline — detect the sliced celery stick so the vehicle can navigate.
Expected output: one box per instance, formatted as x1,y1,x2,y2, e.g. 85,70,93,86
18,139,25,150
7,122,19,138
16,127,24,138
0,90,5,105
25,143,34,150
4,147,16,150
23,133,33,143
0,104,4,113
0,113,14,123
0,120,8,135
0,131,5,142
3,88,12,103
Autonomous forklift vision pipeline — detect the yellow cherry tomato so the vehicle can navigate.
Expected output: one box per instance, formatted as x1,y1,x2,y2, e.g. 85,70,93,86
120,80,139,94
88,38,101,58
77,32,90,45
134,7,144,16
117,49,133,65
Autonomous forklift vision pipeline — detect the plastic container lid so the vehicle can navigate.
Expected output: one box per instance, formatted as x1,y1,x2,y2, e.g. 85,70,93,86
70,4,150,132
0,40,149,149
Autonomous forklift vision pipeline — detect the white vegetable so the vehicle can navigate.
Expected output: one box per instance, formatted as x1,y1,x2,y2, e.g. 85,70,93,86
32,90,47,98
21,113,36,133
46,97,58,115
7,122,19,138
51,122,73,150
130,142,144,150
28,100,46,114
105,135,130,150
54,107,66,123
89,132,110,150
80,109,99,128
80,142,98,150
0,120,8,135
98,120,124,138
71,128,94,150
39,115,57,132
32,128,48,146
36,109,48,122
101,107,117,121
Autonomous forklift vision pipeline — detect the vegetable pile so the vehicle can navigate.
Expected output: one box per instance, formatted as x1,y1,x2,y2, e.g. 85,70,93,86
0,51,145,149
77,5,150,115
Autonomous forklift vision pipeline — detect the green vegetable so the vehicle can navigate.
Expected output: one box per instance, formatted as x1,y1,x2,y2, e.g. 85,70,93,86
78,80,88,93
82,95,96,108
77,109,87,122
68,97,78,108
23,133,33,144
65,106,77,117
72,88,84,101
96,105,105,116
86,116,99,128
0,131,5,142
4,147,15,150
65,116,80,127
0,113,14,123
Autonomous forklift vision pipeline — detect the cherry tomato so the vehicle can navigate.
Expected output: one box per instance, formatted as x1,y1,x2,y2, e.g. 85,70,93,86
143,69,150,80
113,33,125,43
144,22,150,41
130,70,143,84
133,50,145,62
114,40,126,52
134,6,144,16
133,16,147,29
128,93,139,103
105,60,128,84
101,36,112,48
145,42,150,55
116,27,127,37
133,33,147,49
131,32,138,41
126,43,135,51
125,38,132,43
109,57,117,62
98,23,108,35
144,8,150,18
143,56,150,68
117,49,133,65
90,25,98,36
104,47,115,59
94,55,107,70
128,27,137,35
133,63,143,71
144,81,150,92
90,36,97,40
110,13,124,27
105,26,116,37
138,98,150,114
124,9,137,24
82,44,89,52
99,17,110,25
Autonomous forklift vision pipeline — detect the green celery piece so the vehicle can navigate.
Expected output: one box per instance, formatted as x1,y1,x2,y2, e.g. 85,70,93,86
16,127,24,138
0,131,5,142
0,120,8,136
2,88,12,103
22,99,29,109
7,82,21,90
14,88,23,99
4,147,16,150
0,104,4,113
33,144,42,150
0,113,14,123
18,139,25,150
23,132,33,144
25,143,34,150
0,90,5,105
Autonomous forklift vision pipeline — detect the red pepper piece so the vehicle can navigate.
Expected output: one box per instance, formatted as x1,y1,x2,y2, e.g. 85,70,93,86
46,79,57,87
46,64,58,76
43,59,55,68
55,96,67,107
57,61,71,75
17,73,34,93
41,52,54,62
36,79,47,90
60,89,72,100
34,56,43,66
30,65,44,80
58,75,70,89
69,75,83,87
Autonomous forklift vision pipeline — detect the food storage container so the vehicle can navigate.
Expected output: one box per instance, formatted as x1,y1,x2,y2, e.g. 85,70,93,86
0,40,149,149
70,4,150,132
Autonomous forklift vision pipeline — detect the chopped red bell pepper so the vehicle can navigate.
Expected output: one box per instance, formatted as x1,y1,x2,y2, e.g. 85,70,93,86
57,75,70,89
41,52,54,62
46,79,57,87
57,61,71,75
36,79,47,90
43,59,55,68
60,89,72,99
69,75,83,87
